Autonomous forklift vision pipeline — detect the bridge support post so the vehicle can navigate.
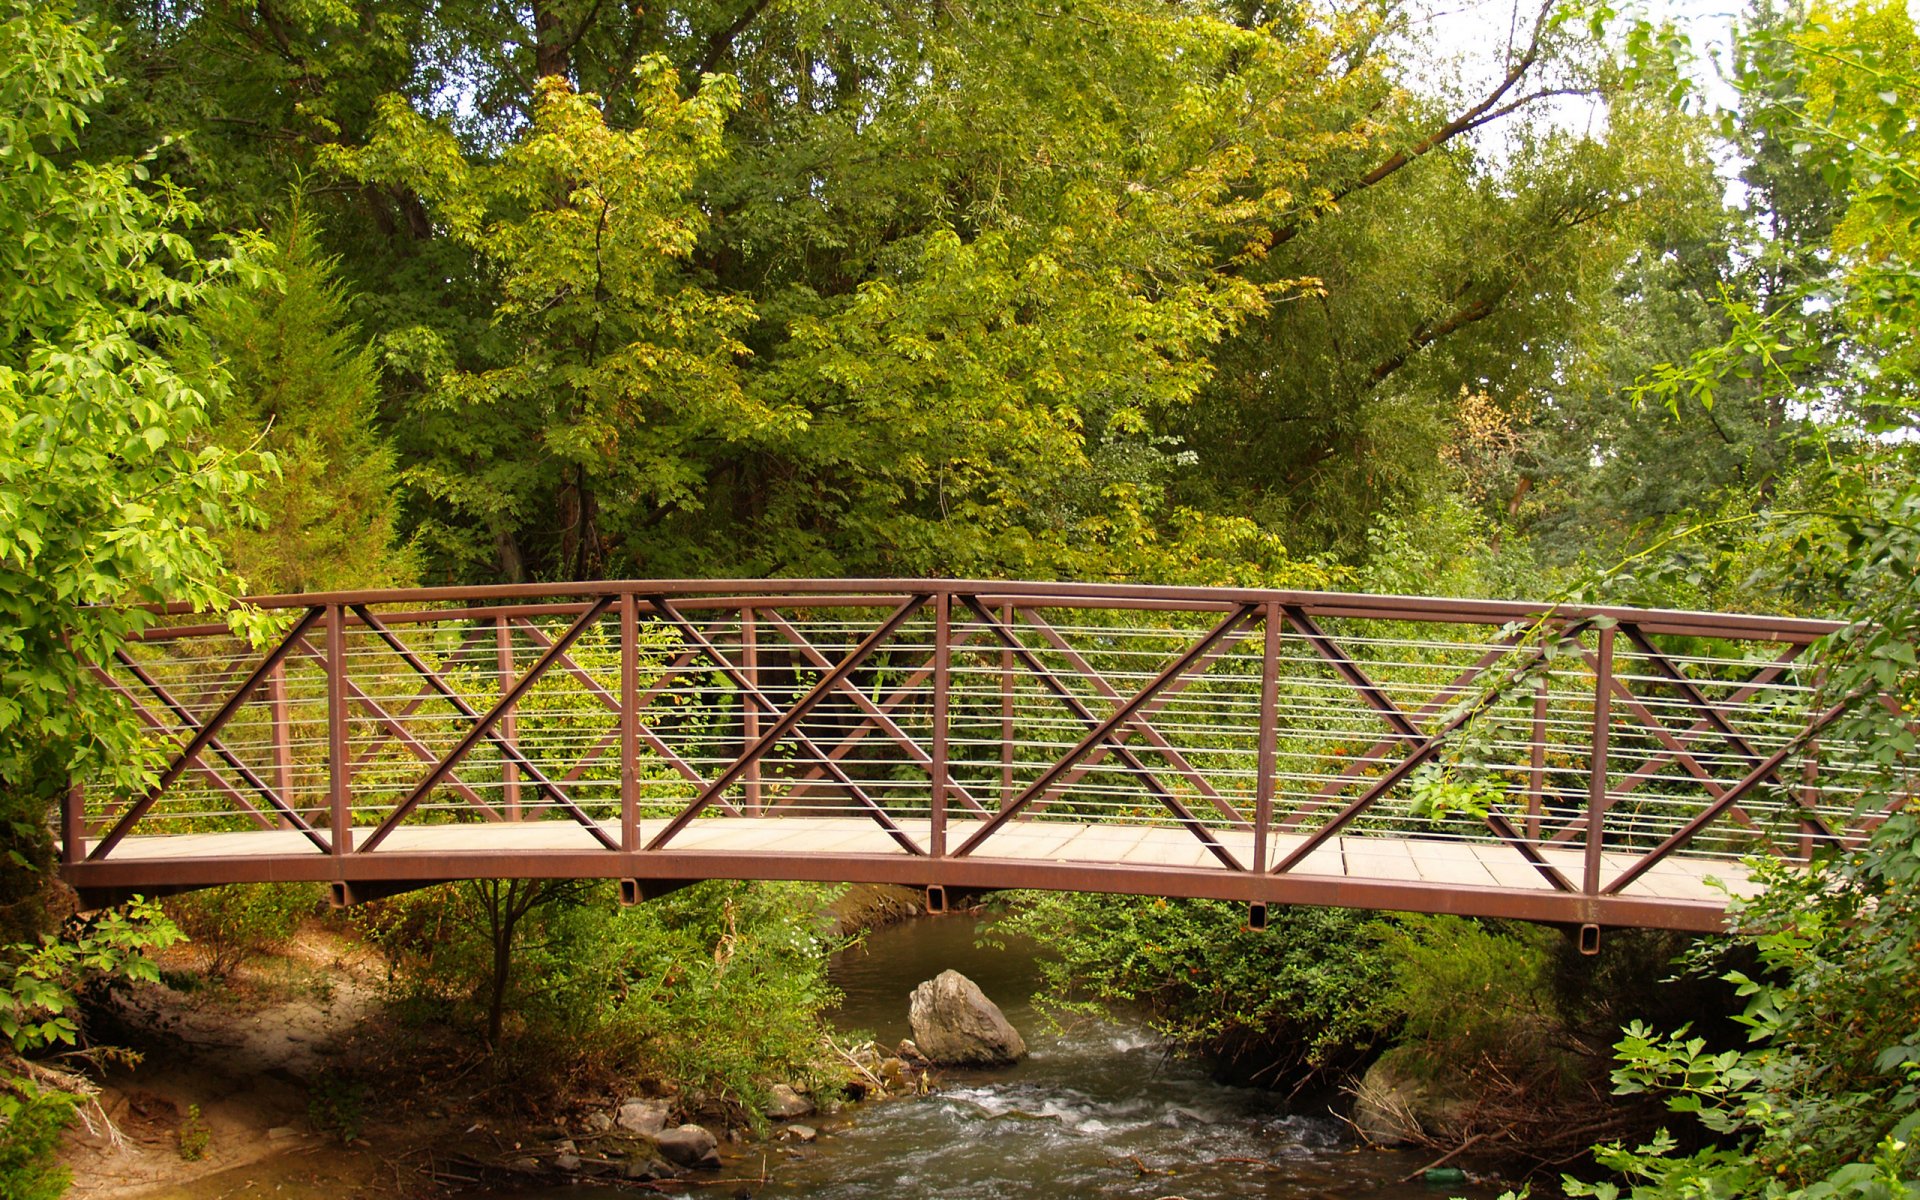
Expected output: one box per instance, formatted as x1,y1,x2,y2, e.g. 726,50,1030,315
620,593,639,853
931,591,951,858
1000,602,1014,808
497,616,520,820
1253,601,1280,873
326,604,351,857
1582,625,1615,896
742,608,761,817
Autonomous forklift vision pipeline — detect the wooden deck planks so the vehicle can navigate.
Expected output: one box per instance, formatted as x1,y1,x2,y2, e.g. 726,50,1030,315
90,816,1756,906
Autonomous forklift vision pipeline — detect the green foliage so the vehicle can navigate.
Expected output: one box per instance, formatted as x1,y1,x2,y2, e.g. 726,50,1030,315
0,0,264,908
1551,8,1920,1198
175,1102,209,1160
307,1069,366,1144
1371,916,1568,1080
0,900,181,1200
0,1080,77,1200
195,206,415,593
360,880,845,1111
163,883,318,981
0,899,182,1052
1000,893,1390,1080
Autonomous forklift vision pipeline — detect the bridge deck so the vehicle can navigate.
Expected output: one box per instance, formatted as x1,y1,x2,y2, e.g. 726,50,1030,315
84,818,1758,916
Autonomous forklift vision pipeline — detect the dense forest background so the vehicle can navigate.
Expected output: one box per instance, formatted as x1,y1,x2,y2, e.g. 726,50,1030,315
49,0,1892,597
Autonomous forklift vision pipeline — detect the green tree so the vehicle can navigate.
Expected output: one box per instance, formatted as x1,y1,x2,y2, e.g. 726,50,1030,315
0,0,263,935
196,208,415,593
1555,6,1920,1195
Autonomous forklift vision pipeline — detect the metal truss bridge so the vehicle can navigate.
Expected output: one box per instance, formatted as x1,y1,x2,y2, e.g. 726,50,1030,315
60,580,1873,937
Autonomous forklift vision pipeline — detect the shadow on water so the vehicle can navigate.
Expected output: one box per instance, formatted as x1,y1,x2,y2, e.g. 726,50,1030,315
479,914,1502,1200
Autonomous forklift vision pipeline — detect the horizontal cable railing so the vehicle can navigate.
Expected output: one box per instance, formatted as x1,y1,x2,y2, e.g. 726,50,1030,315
62,580,1891,922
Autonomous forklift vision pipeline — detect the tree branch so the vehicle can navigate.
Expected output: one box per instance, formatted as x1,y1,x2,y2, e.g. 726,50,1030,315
694,0,776,79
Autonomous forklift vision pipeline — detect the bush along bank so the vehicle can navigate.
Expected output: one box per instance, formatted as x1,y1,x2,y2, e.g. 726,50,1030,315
999,893,1748,1173
34,876,924,1195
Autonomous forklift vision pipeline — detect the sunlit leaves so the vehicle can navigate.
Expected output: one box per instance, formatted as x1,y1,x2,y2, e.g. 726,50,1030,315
0,2,263,806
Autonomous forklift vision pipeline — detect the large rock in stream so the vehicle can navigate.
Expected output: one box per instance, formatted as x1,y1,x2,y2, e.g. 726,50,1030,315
908,969,1028,1066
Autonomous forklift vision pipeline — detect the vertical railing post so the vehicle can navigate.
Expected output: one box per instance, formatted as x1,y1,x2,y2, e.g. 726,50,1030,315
496,616,520,820
1582,624,1615,895
1799,740,1820,861
270,662,294,830
1253,600,1280,873
62,782,85,866
930,590,951,858
742,608,761,817
1000,601,1014,808
621,592,639,854
1527,672,1548,841
326,604,351,857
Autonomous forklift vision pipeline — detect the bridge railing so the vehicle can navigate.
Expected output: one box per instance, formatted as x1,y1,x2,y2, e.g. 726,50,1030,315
65,580,1874,907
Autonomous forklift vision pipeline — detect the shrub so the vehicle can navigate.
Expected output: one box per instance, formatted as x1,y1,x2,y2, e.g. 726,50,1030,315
359,879,847,1114
1002,893,1392,1083
1370,914,1567,1079
0,1081,77,1200
164,883,318,980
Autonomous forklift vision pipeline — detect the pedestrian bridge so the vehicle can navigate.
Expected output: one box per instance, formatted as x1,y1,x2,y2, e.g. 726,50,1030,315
62,580,1871,936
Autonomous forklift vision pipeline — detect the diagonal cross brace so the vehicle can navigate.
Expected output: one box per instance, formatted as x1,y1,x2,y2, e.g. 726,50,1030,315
1283,608,1424,741
288,636,503,821
953,604,1256,864
91,661,287,838
644,595,931,853
107,652,333,845
1271,627,1591,882
762,609,991,817
357,600,618,852
642,601,922,851
346,623,493,772
1616,627,1839,843
510,617,739,816
90,608,327,861
785,620,991,796
1277,613,1573,891
960,598,1251,862
1276,637,1526,832
1016,607,1252,831
1605,697,1853,895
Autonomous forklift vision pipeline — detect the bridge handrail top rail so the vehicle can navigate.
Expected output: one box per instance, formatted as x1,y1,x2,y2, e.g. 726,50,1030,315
120,578,1849,644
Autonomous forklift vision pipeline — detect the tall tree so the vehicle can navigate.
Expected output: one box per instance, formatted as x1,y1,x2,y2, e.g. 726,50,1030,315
0,0,262,931
196,207,415,592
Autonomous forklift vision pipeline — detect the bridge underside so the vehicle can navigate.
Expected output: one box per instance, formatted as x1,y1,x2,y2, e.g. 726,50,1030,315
65,817,1752,931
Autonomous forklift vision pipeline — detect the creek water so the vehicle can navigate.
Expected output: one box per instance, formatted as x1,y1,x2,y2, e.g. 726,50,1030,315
490,914,1495,1200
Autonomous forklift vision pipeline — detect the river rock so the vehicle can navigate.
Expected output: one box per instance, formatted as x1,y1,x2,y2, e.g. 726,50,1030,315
908,970,1027,1066
1350,1050,1471,1146
896,1038,930,1066
766,1084,814,1119
655,1123,721,1170
782,1124,818,1143
617,1098,670,1136
554,1153,583,1172
584,1111,613,1133
623,1154,678,1181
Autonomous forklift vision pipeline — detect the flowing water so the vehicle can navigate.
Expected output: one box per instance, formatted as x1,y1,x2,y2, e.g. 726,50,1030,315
487,915,1497,1199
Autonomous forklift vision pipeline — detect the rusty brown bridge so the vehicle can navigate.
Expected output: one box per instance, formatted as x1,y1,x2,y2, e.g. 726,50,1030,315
61,580,1872,938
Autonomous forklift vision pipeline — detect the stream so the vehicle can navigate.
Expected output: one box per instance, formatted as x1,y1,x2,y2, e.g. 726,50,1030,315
493,914,1497,1199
